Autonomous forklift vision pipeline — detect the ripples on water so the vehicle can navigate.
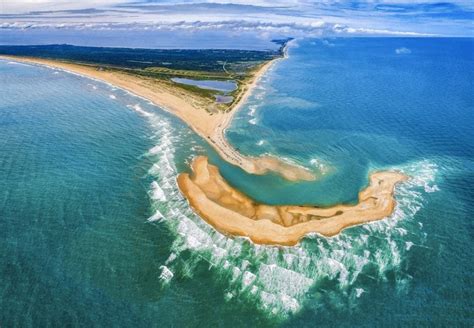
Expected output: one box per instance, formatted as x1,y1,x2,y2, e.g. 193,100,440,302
1,37,473,327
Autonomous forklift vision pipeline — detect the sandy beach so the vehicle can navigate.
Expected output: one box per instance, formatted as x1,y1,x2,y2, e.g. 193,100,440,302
178,156,408,246
0,54,314,181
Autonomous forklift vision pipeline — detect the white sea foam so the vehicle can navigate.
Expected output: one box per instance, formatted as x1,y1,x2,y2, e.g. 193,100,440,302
248,105,258,116
309,158,329,174
159,265,174,283
405,241,414,251
148,210,164,222
424,184,439,193
242,271,257,287
109,94,116,99
259,264,313,298
249,118,257,125
165,253,177,265
150,181,166,201
127,104,154,117
149,145,162,155
6,61,30,67
355,288,365,298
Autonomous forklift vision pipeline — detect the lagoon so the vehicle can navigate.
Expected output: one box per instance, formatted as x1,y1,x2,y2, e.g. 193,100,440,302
171,77,237,92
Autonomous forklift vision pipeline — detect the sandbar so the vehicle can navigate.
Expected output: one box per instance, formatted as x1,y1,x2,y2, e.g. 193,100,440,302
177,156,408,246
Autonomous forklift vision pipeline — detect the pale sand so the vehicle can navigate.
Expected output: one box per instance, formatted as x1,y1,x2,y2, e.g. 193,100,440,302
0,55,314,181
177,156,408,246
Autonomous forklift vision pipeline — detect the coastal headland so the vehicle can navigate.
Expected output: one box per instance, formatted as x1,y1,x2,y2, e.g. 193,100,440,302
0,44,314,181
177,156,408,246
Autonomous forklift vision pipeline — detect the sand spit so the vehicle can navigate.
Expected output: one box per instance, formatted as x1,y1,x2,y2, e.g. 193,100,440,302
0,55,314,181
177,156,408,246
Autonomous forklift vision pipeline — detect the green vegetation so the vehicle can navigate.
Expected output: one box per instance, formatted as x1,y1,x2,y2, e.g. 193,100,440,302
0,41,291,110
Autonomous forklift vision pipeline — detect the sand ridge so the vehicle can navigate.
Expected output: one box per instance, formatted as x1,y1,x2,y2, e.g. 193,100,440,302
177,156,408,246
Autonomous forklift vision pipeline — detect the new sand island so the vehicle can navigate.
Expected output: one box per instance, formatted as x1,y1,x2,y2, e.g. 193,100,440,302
178,157,408,246
0,42,408,245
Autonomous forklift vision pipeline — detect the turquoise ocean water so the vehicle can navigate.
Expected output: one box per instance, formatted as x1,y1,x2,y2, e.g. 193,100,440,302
1,38,473,326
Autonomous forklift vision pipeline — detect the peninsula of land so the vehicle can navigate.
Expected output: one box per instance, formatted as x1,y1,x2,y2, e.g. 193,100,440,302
0,48,314,181
178,156,408,246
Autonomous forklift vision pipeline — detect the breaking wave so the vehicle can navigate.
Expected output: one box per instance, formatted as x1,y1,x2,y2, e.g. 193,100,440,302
127,103,154,117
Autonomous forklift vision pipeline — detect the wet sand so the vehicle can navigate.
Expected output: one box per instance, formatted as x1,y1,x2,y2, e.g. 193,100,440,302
177,156,408,246
0,54,314,181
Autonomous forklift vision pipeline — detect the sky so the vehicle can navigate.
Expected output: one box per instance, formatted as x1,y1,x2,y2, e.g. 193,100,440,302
1,1,473,49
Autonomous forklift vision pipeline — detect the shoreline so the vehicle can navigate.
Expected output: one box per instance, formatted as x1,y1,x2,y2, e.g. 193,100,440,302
0,51,314,181
178,156,409,246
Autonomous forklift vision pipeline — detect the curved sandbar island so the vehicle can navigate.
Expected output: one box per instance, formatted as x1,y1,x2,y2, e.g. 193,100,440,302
0,52,314,182
178,156,408,246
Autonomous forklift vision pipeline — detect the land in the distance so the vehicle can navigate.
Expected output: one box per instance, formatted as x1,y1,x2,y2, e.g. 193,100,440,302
0,43,283,111
178,156,408,246
0,41,314,181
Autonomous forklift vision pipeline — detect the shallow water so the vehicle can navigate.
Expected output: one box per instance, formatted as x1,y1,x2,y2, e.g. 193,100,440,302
171,77,237,92
1,38,473,327
215,95,234,103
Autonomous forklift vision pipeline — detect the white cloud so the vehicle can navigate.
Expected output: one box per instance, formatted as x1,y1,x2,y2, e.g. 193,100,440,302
334,25,435,36
1,0,128,14
1,0,471,36
0,19,438,39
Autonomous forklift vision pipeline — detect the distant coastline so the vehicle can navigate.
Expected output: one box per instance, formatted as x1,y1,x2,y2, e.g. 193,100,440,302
0,42,314,181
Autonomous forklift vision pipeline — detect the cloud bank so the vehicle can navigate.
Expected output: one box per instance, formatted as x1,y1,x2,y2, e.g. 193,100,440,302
1,1,472,48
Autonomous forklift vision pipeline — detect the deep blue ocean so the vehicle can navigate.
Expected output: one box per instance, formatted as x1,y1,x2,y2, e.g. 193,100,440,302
1,38,473,327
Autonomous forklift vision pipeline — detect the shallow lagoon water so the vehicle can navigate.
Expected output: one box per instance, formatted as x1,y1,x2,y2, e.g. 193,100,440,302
1,38,473,327
215,94,234,104
171,77,237,92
